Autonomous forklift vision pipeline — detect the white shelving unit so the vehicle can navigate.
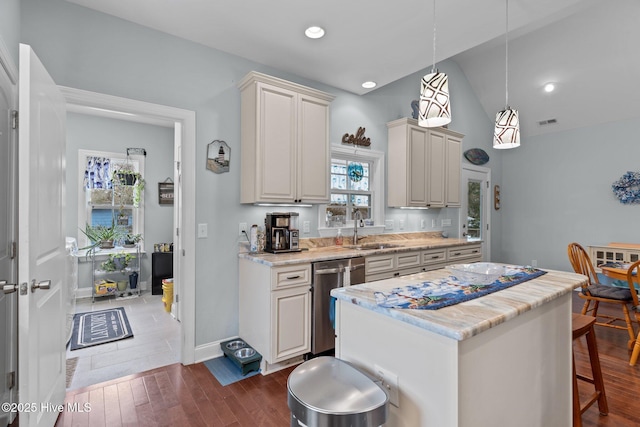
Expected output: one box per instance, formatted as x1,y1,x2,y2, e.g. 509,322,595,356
90,245,141,302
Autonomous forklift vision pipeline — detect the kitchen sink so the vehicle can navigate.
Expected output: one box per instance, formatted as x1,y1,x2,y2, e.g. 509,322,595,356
344,243,402,250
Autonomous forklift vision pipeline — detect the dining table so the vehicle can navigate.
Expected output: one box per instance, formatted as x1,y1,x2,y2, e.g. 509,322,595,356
600,263,638,285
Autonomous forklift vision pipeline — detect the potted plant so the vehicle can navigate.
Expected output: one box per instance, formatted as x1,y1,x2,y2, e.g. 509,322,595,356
80,222,125,250
112,163,145,208
101,251,135,272
123,233,143,248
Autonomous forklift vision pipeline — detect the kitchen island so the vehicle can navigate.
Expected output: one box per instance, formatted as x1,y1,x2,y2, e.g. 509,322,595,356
330,266,587,427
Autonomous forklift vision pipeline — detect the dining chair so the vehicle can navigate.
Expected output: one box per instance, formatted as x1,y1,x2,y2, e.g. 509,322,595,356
567,242,636,349
626,260,640,366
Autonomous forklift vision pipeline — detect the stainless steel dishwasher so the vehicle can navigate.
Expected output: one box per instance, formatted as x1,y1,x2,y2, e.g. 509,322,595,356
311,257,365,355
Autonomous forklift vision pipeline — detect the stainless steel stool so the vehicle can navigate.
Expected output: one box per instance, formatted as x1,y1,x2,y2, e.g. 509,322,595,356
287,356,389,427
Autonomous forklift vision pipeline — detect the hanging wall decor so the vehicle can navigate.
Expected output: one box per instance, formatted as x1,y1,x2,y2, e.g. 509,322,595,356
158,178,174,205
463,148,490,165
341,127,371,147
612,171,640,204
207,140,230,173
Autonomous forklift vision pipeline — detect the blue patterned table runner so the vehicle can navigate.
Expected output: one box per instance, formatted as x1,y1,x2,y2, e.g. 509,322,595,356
375,265,546,310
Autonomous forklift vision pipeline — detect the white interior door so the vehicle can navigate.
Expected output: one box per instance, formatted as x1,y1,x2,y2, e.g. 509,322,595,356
460,166,491,261
17,44,67,427
0,47,18,427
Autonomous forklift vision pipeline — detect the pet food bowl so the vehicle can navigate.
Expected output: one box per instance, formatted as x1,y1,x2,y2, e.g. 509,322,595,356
234,348,256,359
225,340,246,350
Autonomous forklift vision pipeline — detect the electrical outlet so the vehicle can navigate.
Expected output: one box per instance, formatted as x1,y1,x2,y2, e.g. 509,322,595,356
420,219,426,229
532,260,538,267
238,222,247,236
385,220,394,230
374,364,399,407
197,223,208,238
441,218,452,227
399,219,405,230
432,219,437,228
303,221,310,233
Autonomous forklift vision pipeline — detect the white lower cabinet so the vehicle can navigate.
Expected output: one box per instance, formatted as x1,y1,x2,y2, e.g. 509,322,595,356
239,259,311,373
365,244,482,282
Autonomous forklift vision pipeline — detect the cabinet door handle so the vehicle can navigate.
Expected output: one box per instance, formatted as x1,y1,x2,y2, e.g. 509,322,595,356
431,255,439,259
472,250,479,253
286,275,301,280
453,252,461,256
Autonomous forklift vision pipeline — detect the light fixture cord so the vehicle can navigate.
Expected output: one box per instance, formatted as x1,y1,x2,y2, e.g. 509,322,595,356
432,0,437,73
505,0,509,108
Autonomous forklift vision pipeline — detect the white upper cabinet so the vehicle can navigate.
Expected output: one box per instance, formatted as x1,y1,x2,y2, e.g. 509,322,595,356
387,118,464,208
238,71,334,204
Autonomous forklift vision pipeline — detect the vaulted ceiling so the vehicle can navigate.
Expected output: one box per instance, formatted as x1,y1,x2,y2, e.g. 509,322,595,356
66,0,640,137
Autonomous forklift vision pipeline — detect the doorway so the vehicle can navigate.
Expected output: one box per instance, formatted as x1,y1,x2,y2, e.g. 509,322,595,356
60,86,197,388
460,165,491,261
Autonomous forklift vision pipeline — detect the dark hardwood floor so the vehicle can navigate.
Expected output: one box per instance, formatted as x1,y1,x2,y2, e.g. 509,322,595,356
50,292,640,427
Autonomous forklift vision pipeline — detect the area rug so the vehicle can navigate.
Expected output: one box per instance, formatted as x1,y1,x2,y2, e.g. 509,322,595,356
70,307,133,350
203,356,260,386
66,357,78,388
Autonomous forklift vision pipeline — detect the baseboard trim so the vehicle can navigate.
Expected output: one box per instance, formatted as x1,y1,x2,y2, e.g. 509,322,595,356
194,338,238,363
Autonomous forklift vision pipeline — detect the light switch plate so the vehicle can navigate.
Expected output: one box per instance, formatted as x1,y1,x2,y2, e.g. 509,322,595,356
198,223,208,238
385,220,394,230
374,364,399,407
303,221,310,233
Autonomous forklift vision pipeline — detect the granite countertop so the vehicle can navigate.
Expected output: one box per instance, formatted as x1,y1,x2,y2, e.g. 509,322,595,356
238,233,479,266
330,267,586,341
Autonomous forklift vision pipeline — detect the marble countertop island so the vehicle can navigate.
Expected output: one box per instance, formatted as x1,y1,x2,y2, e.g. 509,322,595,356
331,266,587,426
331,266,586,340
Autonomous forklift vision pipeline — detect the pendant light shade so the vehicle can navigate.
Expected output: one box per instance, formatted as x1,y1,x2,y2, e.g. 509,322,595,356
419,71,451,127
493,108,520,149
418,0,451,128
493,0,520,149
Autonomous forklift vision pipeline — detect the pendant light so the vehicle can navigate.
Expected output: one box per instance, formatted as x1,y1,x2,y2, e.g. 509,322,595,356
418,0,451,128
493,0,520,149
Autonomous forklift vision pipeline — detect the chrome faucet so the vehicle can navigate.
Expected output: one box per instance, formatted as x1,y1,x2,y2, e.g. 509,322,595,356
353,208,363,245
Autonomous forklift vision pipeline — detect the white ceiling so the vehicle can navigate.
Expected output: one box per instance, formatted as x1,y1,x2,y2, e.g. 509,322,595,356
66,0,640,137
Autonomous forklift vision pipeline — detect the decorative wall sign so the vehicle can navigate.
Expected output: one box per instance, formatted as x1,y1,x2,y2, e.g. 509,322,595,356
341,127,371,147
612,171,640,204
494,185,501,210
158,179,174,205
207,140,230,173
464,148,490,165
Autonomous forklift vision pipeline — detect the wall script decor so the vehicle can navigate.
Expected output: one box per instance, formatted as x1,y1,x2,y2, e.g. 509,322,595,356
494,185,501,210
342,127,371,147
612,171,640,204
207,140,230,173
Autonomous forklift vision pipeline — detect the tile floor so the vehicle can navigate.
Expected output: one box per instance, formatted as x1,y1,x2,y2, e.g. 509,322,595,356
66,291,180,391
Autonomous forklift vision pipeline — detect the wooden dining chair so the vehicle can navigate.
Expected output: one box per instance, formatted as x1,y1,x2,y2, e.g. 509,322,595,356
567,243,636,349
626,260,640,366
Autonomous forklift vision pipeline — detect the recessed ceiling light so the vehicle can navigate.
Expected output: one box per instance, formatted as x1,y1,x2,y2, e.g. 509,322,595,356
544,83,555,93
305,26,325,39
362,81,377,89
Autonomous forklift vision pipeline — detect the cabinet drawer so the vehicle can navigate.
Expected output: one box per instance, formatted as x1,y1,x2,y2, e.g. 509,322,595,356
271,264,311,290
397,251,421,269
365,270,397,282
447,245,482,262
365,254,396,275
421,249,447,265
394,266,423,277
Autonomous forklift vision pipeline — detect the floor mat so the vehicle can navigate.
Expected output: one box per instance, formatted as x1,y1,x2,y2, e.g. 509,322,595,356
203,356,260,386
70,307,133,350
66,357,78,388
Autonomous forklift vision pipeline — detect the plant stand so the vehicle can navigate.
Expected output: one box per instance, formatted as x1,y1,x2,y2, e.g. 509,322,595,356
90,245,141,302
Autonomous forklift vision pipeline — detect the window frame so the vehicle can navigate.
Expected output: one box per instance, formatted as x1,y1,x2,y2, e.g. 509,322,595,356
318,145,385,237
77,149,145,250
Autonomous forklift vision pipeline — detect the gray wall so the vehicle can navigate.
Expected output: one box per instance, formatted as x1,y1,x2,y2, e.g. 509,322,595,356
499,118,640,270
66,113,174,289
0,0,20,67
19,0,639,350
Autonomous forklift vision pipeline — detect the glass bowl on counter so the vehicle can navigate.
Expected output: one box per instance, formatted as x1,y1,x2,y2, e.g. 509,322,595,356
447,263,505,285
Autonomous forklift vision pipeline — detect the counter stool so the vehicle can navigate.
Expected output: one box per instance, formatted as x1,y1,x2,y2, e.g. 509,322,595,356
572,313,608,427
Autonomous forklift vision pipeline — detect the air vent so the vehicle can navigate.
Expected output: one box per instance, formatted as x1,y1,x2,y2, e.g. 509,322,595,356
538,118,558,126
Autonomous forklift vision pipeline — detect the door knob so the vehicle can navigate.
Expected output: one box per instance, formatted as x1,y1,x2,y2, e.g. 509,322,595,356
31,279,51,293
2,280,18,294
